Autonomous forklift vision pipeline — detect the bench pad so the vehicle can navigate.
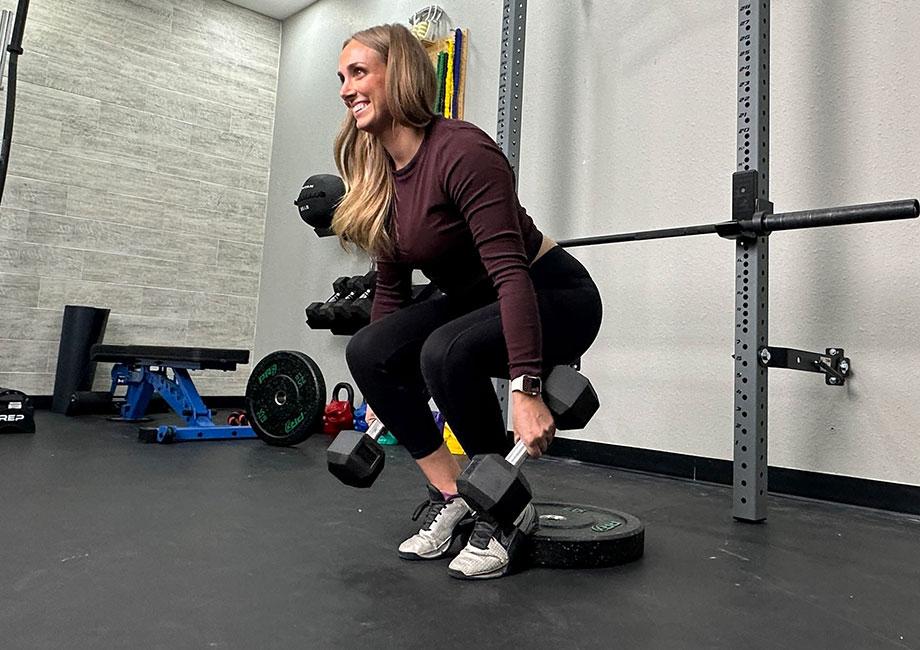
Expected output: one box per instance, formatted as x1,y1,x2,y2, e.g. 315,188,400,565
90,345,249,371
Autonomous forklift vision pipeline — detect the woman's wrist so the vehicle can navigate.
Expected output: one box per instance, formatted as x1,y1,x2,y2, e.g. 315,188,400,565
512,390,543,405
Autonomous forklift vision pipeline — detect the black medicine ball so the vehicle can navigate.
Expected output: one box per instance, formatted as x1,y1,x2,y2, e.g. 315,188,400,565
295,174,345,230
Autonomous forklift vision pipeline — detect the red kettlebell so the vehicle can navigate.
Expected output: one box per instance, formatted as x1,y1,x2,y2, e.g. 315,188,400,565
323,382,355,435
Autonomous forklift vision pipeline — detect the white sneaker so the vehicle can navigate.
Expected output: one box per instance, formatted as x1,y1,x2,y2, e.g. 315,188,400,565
447,502,538,580
397,484,475,560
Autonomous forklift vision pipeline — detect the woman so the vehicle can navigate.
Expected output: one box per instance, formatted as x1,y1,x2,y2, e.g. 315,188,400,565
334,24,602,579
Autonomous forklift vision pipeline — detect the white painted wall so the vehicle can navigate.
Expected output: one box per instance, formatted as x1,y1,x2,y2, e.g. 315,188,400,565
259,1,920,487
255,0,503,389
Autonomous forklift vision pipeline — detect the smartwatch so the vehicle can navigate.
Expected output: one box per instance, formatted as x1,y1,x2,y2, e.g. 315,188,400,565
510,374,542,396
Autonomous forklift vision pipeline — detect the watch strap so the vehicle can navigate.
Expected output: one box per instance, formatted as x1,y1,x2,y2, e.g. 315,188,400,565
510,375,542,395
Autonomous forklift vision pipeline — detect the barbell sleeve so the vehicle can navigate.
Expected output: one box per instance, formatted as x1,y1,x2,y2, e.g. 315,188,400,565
762,199,919,232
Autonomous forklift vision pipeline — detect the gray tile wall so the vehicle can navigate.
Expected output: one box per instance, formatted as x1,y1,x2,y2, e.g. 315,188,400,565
0,0,279,396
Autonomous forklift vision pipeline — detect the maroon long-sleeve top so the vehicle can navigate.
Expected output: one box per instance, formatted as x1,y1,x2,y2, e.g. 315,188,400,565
370,117,545,379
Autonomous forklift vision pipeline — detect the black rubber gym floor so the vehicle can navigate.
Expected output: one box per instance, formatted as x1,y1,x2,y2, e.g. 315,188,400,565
1,412,918,650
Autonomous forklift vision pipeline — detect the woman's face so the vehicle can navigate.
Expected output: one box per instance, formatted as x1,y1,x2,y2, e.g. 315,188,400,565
338,39,391,135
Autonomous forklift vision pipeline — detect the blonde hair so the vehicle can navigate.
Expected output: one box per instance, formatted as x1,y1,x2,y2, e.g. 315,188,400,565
332,24,437,255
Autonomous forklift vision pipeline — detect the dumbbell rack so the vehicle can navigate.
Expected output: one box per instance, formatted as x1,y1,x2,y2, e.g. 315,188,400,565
494,0,917,522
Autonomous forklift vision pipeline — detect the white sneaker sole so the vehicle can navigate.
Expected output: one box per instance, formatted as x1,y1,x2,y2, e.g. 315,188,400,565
397,517,474,561
447,563,509,580
447,506,537,580
397,536,453,561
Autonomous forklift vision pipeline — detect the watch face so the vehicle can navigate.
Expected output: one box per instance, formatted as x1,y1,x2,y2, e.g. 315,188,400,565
523,375,542,394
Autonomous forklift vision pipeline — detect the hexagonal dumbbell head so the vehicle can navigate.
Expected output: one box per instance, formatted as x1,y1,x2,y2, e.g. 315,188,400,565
456,453,533,526
327,430,385,488
543,365,600,430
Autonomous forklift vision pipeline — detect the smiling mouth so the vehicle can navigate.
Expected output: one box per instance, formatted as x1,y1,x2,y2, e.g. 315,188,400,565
352,101,369,116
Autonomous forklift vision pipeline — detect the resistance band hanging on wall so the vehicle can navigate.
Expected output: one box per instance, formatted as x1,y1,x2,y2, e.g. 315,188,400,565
408,5,467,118
435,51,447,114
444,36,454,117
422,28,468,119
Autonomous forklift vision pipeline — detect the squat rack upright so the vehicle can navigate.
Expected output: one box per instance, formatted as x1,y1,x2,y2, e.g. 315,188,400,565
493,0,919,521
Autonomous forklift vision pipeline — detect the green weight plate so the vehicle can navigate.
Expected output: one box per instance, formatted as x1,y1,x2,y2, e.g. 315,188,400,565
525,502,645,569
246,350,326,446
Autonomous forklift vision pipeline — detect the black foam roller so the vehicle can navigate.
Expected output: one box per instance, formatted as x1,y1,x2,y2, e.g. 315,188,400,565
65,390,116,416
51,305,110,414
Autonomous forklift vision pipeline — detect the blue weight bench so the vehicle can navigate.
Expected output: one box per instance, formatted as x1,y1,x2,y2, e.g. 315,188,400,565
90,344,256,444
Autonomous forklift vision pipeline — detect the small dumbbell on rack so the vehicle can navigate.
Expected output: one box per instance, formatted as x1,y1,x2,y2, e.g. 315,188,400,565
306,276,351,330
330,271,377,335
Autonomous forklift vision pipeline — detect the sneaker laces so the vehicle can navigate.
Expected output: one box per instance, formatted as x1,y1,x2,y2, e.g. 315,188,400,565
411,493,463,531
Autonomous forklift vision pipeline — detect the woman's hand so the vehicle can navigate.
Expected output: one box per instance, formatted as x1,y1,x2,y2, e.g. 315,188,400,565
512,391,556,459
364,404,378,425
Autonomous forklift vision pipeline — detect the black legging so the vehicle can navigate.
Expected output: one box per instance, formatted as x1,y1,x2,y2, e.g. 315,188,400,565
345,246,602,459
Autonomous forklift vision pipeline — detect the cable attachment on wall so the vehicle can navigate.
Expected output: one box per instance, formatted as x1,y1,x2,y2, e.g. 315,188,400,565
409,5,446,43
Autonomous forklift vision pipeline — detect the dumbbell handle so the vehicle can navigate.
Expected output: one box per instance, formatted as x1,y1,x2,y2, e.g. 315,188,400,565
366,418,386,440
323,287,348,303
505,439,530,468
